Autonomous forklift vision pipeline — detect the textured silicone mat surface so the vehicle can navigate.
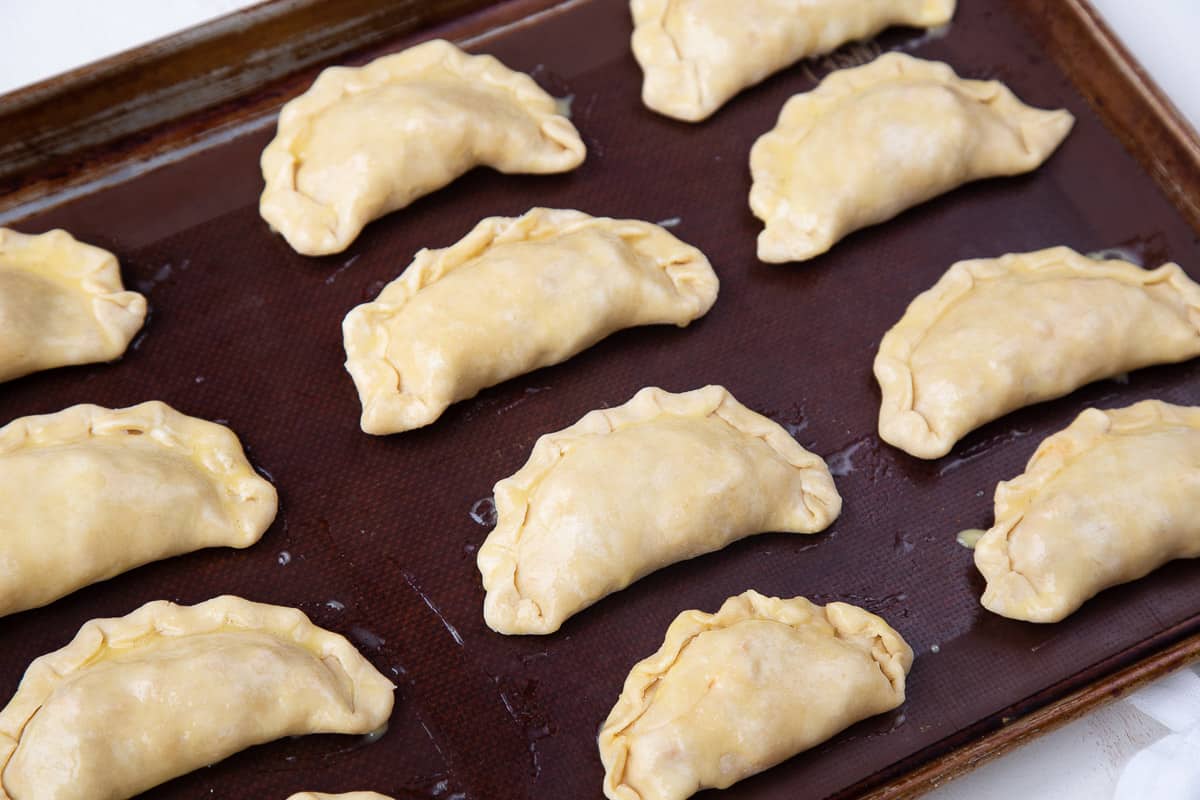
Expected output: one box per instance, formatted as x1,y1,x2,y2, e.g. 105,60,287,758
2,1,1199,798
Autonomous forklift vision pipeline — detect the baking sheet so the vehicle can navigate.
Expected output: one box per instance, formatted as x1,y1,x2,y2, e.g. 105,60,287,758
2,0,1199,797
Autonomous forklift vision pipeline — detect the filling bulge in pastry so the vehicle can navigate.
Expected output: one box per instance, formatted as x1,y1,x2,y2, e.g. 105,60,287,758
260,39,585,256
478,386,841,635
343,209,719,434
599,589,913,800
0,228,146,383
0,597,394,800
750,53,1073,263
631,0,957,121
0,401,278,617
874,247,1200,459
974,401,1200,622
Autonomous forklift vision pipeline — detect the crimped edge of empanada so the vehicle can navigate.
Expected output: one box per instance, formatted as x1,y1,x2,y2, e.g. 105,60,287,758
0,401,279,542
631,0,958,123
874,246,1200,459
260,39,586,256
343,209,720,435
629,0,711,122
598,589,913,800
477,385,842,635
0,228,147,373
975,400,1200,622
749,52,1075,263
0,595,395,794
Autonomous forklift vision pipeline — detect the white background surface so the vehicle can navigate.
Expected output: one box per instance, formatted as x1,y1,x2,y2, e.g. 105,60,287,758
1,2,1199,799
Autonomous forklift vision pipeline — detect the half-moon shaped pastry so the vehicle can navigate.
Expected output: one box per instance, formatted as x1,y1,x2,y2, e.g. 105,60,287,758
599,590,913,800
631,0,957,122
0,228,146,383
477,386,841,635
260,39,586,256
975,401,1200,623
0,596,394,800
344,209,719,434
875,247,1200,459
749,53,1074,262
0,402,277,617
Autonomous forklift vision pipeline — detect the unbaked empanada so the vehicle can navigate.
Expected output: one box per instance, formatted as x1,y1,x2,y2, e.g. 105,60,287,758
344,210,719,434
477,386,841,635
0,402,277,616
749,53,1074,262
599,590,912,800
260,39,586,256
0,228,146,383
974,401,1200,623
875,247,1200,459
631,0,957,122
0,596,394,800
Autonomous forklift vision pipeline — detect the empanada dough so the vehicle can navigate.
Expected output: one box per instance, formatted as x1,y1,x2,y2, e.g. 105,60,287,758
260,39,586,256
344,209,719,434
478,386,841,635
0,596,394,800
749,53,1074,262
975,401,1200,623
599,590,913,800
0,402,277,616
631,0,957,122
0,228,146,382
875,247,1200,459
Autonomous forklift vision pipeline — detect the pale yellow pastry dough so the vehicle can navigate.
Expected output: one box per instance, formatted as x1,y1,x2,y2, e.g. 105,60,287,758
260,39,585,256
288,794,394,800
478,386,841,635
599,590,912,800
344,209,719,434
749,53,1074,262
631,0,957,122
0,228,146,382
875,247,1200,459
0,402,277,617
975,401,1200,623
0,596,394,800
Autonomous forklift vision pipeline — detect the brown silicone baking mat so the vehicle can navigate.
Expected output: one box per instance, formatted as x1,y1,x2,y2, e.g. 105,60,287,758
2,1,1199,798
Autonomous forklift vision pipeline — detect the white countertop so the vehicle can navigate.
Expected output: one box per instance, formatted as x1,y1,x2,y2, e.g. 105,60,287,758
2,2,1199,799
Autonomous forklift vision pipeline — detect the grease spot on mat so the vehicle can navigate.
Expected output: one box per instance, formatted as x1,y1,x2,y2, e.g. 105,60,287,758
827,437,871,477
938,428,1033,476
470,496,497,527
349,626,386,651
324,253,360,284
404,571,465,647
